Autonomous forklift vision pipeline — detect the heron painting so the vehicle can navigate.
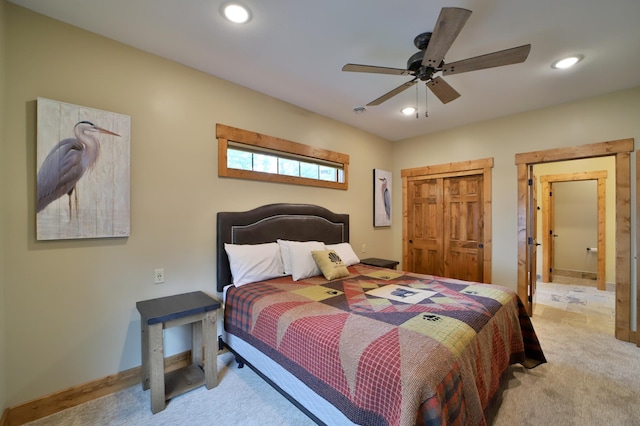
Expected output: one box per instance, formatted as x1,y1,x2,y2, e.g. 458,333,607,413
374,169,392,227
36,98,131,240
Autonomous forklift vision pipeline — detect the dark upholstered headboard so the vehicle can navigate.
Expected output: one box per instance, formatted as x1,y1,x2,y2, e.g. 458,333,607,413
216,203,350,292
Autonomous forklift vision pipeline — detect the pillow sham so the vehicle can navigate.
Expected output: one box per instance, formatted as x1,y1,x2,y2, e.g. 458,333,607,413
277,239,326,279
276,239,294,275
224,242,285,287
279,240,326,281
312,250,349,280
325,242,360,266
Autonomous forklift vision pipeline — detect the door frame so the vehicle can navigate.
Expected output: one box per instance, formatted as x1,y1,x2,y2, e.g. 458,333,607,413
402,157,493,283
515,138,634,343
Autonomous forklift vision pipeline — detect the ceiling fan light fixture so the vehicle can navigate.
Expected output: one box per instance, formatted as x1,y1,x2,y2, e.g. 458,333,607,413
342,7,531,109
353,106,367,114
221,2,252,24
401,106,417,116
551,55,584,69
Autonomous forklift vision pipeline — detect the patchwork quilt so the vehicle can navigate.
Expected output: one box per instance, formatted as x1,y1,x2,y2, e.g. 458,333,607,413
224,264,546,426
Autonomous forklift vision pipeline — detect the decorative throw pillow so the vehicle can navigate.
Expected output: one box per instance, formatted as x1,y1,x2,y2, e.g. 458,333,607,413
325,242,360,266
311,250,350,281
224,242,285,286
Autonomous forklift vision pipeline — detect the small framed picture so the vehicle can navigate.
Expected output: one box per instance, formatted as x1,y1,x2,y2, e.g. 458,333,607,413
373,169,392,227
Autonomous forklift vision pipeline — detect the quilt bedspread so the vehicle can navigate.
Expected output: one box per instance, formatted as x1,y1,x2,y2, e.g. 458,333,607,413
224,264,546,426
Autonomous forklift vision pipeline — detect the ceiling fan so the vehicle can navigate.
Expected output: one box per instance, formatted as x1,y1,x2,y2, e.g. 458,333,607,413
342,7,531,107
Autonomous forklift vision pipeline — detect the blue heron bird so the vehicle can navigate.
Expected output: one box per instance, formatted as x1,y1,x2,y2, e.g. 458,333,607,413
379,177,391,220
37,121,120,218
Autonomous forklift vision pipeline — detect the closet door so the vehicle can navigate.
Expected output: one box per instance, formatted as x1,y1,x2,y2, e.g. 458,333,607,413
406,174,484,282
407,178,444,276
443,175,484,282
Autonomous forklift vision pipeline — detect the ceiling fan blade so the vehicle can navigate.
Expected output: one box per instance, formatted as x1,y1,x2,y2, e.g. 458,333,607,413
342,64,411,76
426,76,461,104
367,79,418,106
442,44,531,75
422,7,472,68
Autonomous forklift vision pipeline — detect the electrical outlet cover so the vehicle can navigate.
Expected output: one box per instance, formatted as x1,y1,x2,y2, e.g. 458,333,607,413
154,269,164,283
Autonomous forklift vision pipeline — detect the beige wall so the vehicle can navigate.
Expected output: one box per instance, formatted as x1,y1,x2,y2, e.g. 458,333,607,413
2,4,394,405
553,180,598,272
392,87,640,318
1,0,7,415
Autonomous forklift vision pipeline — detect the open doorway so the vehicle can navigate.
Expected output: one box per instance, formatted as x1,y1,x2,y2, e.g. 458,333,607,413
550,180,599,281
537,166,611,290
515,138,634,343
533,160,615,334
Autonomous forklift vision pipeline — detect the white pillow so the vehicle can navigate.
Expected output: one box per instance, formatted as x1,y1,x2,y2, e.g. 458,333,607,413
276,239,294,275
325,242,360,266
224,242,285,287
277,239,325,276
280,240,326,281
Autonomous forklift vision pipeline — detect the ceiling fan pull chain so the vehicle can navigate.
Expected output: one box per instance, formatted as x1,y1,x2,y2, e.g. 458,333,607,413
415,83,419,119
425,83,429,117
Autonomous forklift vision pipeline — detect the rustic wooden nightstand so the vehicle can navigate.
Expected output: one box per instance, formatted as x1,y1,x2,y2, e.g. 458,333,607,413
136,291,221,413
360,257,400,270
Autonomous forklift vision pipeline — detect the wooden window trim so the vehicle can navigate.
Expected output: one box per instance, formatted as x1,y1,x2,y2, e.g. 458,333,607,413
217,124,349,190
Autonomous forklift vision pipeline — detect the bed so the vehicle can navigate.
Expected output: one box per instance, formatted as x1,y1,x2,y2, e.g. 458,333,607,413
217,203,545,426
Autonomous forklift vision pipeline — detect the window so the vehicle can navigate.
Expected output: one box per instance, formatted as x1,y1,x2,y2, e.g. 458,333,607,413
217,124,349,190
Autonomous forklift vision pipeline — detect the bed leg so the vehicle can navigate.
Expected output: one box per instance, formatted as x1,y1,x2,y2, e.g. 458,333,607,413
235,357,245,368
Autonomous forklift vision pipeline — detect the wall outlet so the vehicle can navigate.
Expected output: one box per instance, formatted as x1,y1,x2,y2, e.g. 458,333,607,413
361,244,366,253
154,268,165,284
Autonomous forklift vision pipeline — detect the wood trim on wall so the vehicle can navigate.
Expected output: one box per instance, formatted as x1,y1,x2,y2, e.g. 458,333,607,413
615,152,632,341
401,158,493,178
482,168,493,282
515,138,634,343
637,152,640,346
216,124,350,190
3,350,196,426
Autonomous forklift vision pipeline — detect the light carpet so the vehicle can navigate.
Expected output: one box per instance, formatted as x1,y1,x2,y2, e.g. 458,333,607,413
26,352,315,426
26,316,640,425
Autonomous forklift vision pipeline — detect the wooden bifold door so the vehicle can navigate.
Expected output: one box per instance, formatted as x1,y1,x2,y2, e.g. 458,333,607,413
402,159,493,284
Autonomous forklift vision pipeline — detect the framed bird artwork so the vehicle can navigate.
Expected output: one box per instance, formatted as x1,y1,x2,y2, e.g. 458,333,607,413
373,168,392,227
36,98,131,240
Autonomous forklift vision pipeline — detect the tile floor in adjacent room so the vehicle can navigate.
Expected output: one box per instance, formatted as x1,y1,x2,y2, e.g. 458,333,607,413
533,276,615,334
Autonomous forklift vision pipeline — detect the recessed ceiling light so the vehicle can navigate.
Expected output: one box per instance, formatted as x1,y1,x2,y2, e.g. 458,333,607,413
551,55,584,69
221,2,252,24
401,106,416,116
